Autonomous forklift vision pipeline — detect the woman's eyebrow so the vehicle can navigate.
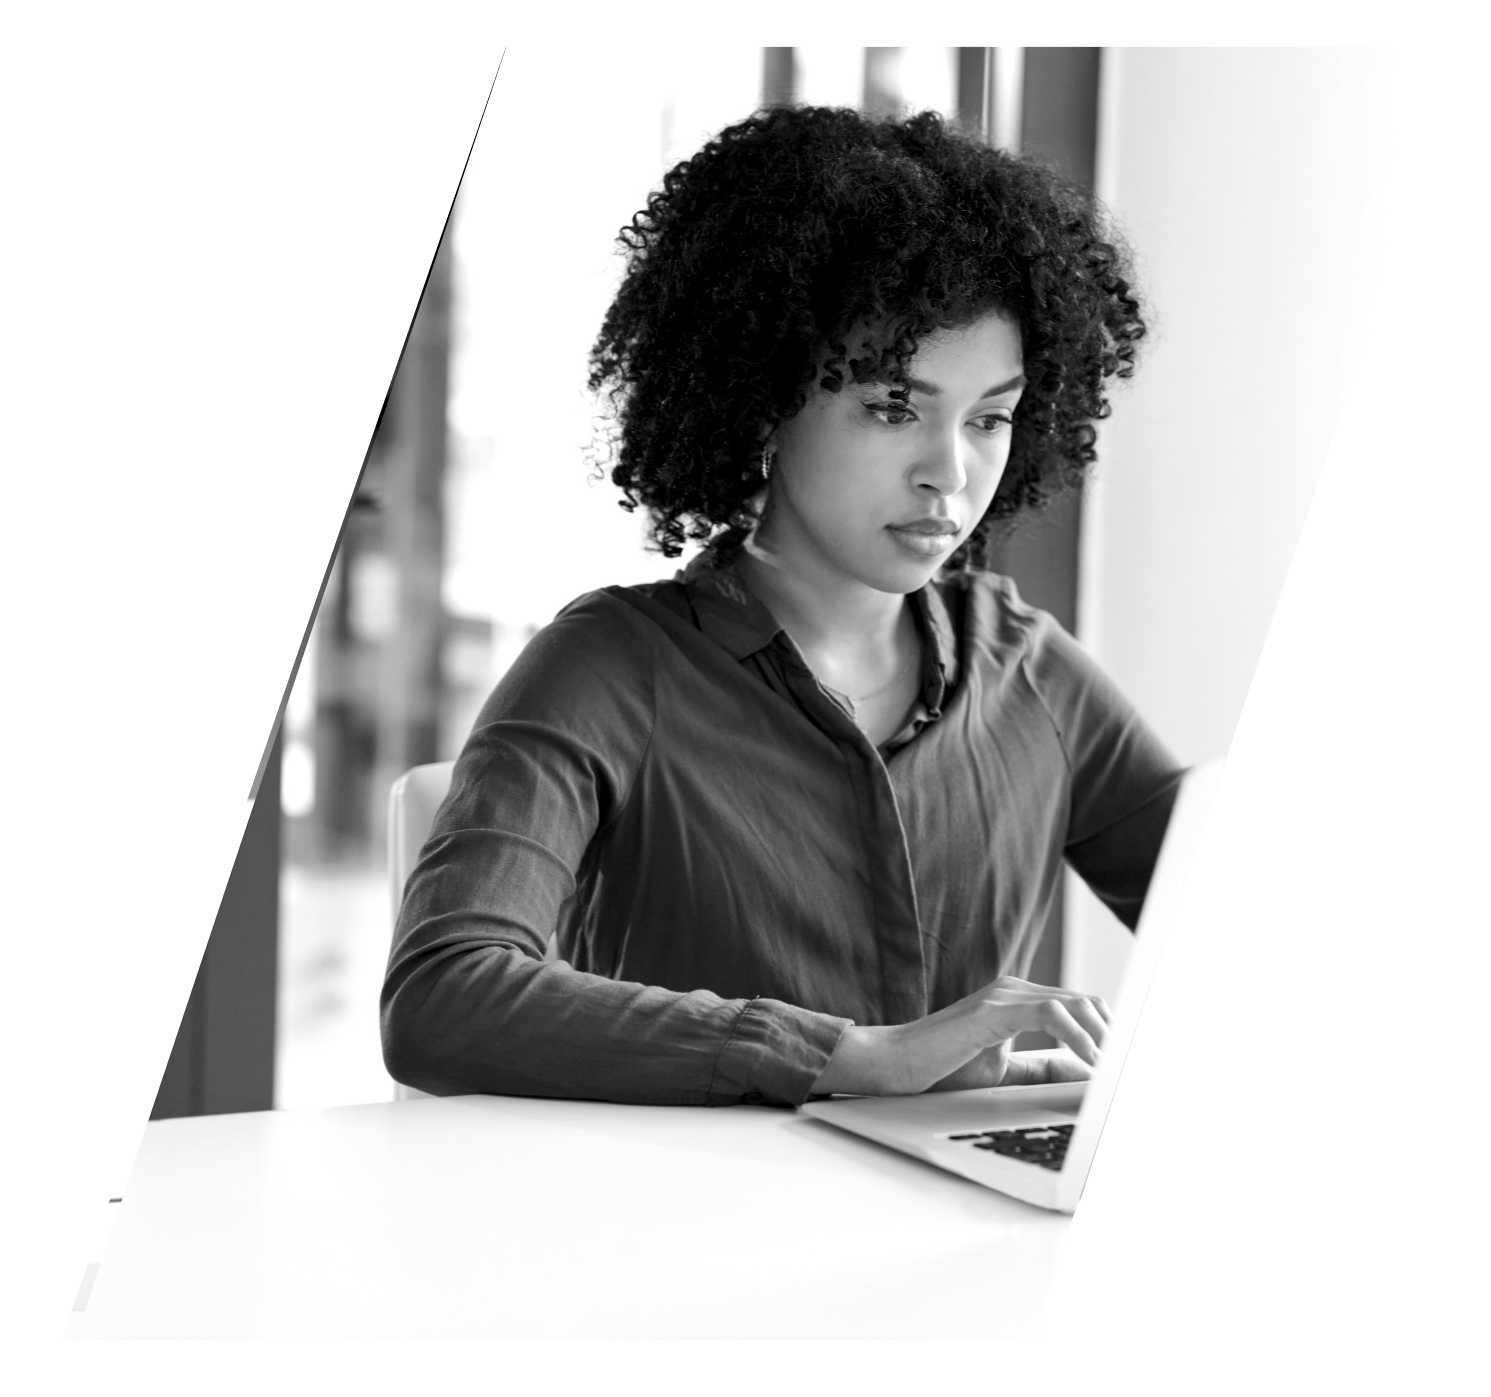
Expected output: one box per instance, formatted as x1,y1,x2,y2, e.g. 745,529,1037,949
899,373,1027,398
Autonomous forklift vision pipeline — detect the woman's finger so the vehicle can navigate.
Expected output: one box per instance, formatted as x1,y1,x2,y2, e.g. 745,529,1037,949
1038,1001,1101,1067
1060,994,1108,1049
1005,1050,1094,1086
1084,993,1113,1026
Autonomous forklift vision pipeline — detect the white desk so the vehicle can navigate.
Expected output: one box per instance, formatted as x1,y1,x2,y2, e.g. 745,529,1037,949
68,1093,1070,1339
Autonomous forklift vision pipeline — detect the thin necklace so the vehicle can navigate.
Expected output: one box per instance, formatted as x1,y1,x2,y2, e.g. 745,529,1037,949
825,641,920,713
853,647,918,703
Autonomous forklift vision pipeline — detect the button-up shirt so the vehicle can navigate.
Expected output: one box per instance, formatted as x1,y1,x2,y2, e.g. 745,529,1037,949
382,549,1184,1107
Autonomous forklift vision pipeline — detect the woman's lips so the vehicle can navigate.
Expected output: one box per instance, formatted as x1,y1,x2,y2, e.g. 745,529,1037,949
886,518,961,556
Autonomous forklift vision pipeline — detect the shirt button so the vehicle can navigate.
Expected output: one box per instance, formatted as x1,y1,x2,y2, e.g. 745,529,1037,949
742,1092,764,1105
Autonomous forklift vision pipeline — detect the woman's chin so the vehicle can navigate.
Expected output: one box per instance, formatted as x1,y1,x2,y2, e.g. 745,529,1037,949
855,552,947,595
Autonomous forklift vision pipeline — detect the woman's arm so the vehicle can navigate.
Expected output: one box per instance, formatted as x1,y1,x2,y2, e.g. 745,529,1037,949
381,593,850,1107
1019,605,1187,928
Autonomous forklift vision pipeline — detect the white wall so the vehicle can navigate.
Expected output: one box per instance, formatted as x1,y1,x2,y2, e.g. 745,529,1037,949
1065,48,1383,997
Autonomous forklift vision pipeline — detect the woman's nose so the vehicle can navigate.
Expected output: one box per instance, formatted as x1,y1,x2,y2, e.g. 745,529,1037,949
912,432,969,495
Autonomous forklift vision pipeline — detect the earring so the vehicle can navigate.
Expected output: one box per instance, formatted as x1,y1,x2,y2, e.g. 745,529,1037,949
760,446,774,481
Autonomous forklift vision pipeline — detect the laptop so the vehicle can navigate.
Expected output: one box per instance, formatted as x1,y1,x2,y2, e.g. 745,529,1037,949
800,759,1223,1213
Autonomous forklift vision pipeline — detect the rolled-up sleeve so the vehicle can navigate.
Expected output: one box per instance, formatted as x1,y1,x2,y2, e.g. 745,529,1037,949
380,593,850,1106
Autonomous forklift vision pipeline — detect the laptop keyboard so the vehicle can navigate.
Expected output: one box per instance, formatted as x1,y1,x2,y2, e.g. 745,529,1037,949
947,1123,1074,1171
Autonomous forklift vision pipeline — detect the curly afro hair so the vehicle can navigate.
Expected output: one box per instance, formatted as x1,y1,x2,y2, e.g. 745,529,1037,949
588,103,1145,571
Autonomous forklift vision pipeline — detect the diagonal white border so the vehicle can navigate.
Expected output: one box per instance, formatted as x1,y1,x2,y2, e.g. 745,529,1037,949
2,2,504,1345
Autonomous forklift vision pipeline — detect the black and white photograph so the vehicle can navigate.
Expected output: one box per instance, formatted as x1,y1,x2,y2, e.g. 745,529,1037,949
9,20,1488,1386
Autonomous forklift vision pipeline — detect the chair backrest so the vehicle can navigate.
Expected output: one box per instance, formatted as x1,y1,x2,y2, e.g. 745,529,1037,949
387,761,455,1102
385,759,562,1102
387,760,458,930
387,759,560,962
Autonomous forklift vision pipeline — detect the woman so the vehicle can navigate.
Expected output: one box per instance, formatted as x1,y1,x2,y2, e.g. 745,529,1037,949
382,105,1184,1106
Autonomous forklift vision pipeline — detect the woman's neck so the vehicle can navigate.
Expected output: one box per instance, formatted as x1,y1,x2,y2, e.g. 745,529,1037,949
735,528,910,666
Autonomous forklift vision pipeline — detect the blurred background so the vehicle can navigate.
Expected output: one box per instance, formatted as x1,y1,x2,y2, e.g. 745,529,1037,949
150,46,1376,1119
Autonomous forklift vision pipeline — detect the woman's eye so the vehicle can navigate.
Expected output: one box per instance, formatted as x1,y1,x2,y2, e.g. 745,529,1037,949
866,402,916,425
973,413,1014,433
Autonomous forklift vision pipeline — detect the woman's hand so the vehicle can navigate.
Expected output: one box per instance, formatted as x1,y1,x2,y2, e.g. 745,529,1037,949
928,1043,1095,1092
810,976,1111,1097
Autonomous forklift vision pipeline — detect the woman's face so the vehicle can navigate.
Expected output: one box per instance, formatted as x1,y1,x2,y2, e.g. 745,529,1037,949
760,312,1025,596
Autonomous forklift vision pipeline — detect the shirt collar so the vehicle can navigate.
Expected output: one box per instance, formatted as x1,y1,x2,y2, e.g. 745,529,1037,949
676,546,784,660
677,543,962,708
910,579,959,716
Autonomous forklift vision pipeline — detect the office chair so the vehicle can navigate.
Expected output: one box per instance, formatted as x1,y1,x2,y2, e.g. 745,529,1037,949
385,760,560,1101
386,762,455,1102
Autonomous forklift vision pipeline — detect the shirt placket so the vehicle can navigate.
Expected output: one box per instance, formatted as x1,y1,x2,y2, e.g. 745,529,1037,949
773,639,930,1026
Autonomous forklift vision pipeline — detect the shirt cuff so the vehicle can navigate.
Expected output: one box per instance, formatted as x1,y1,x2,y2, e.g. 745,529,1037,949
705,997,852,1107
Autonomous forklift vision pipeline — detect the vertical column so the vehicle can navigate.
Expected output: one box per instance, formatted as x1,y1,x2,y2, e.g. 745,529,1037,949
374,222,453,816
988,48,1100,641
762,49,795,109
955,49,987,132
862,49,903,117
